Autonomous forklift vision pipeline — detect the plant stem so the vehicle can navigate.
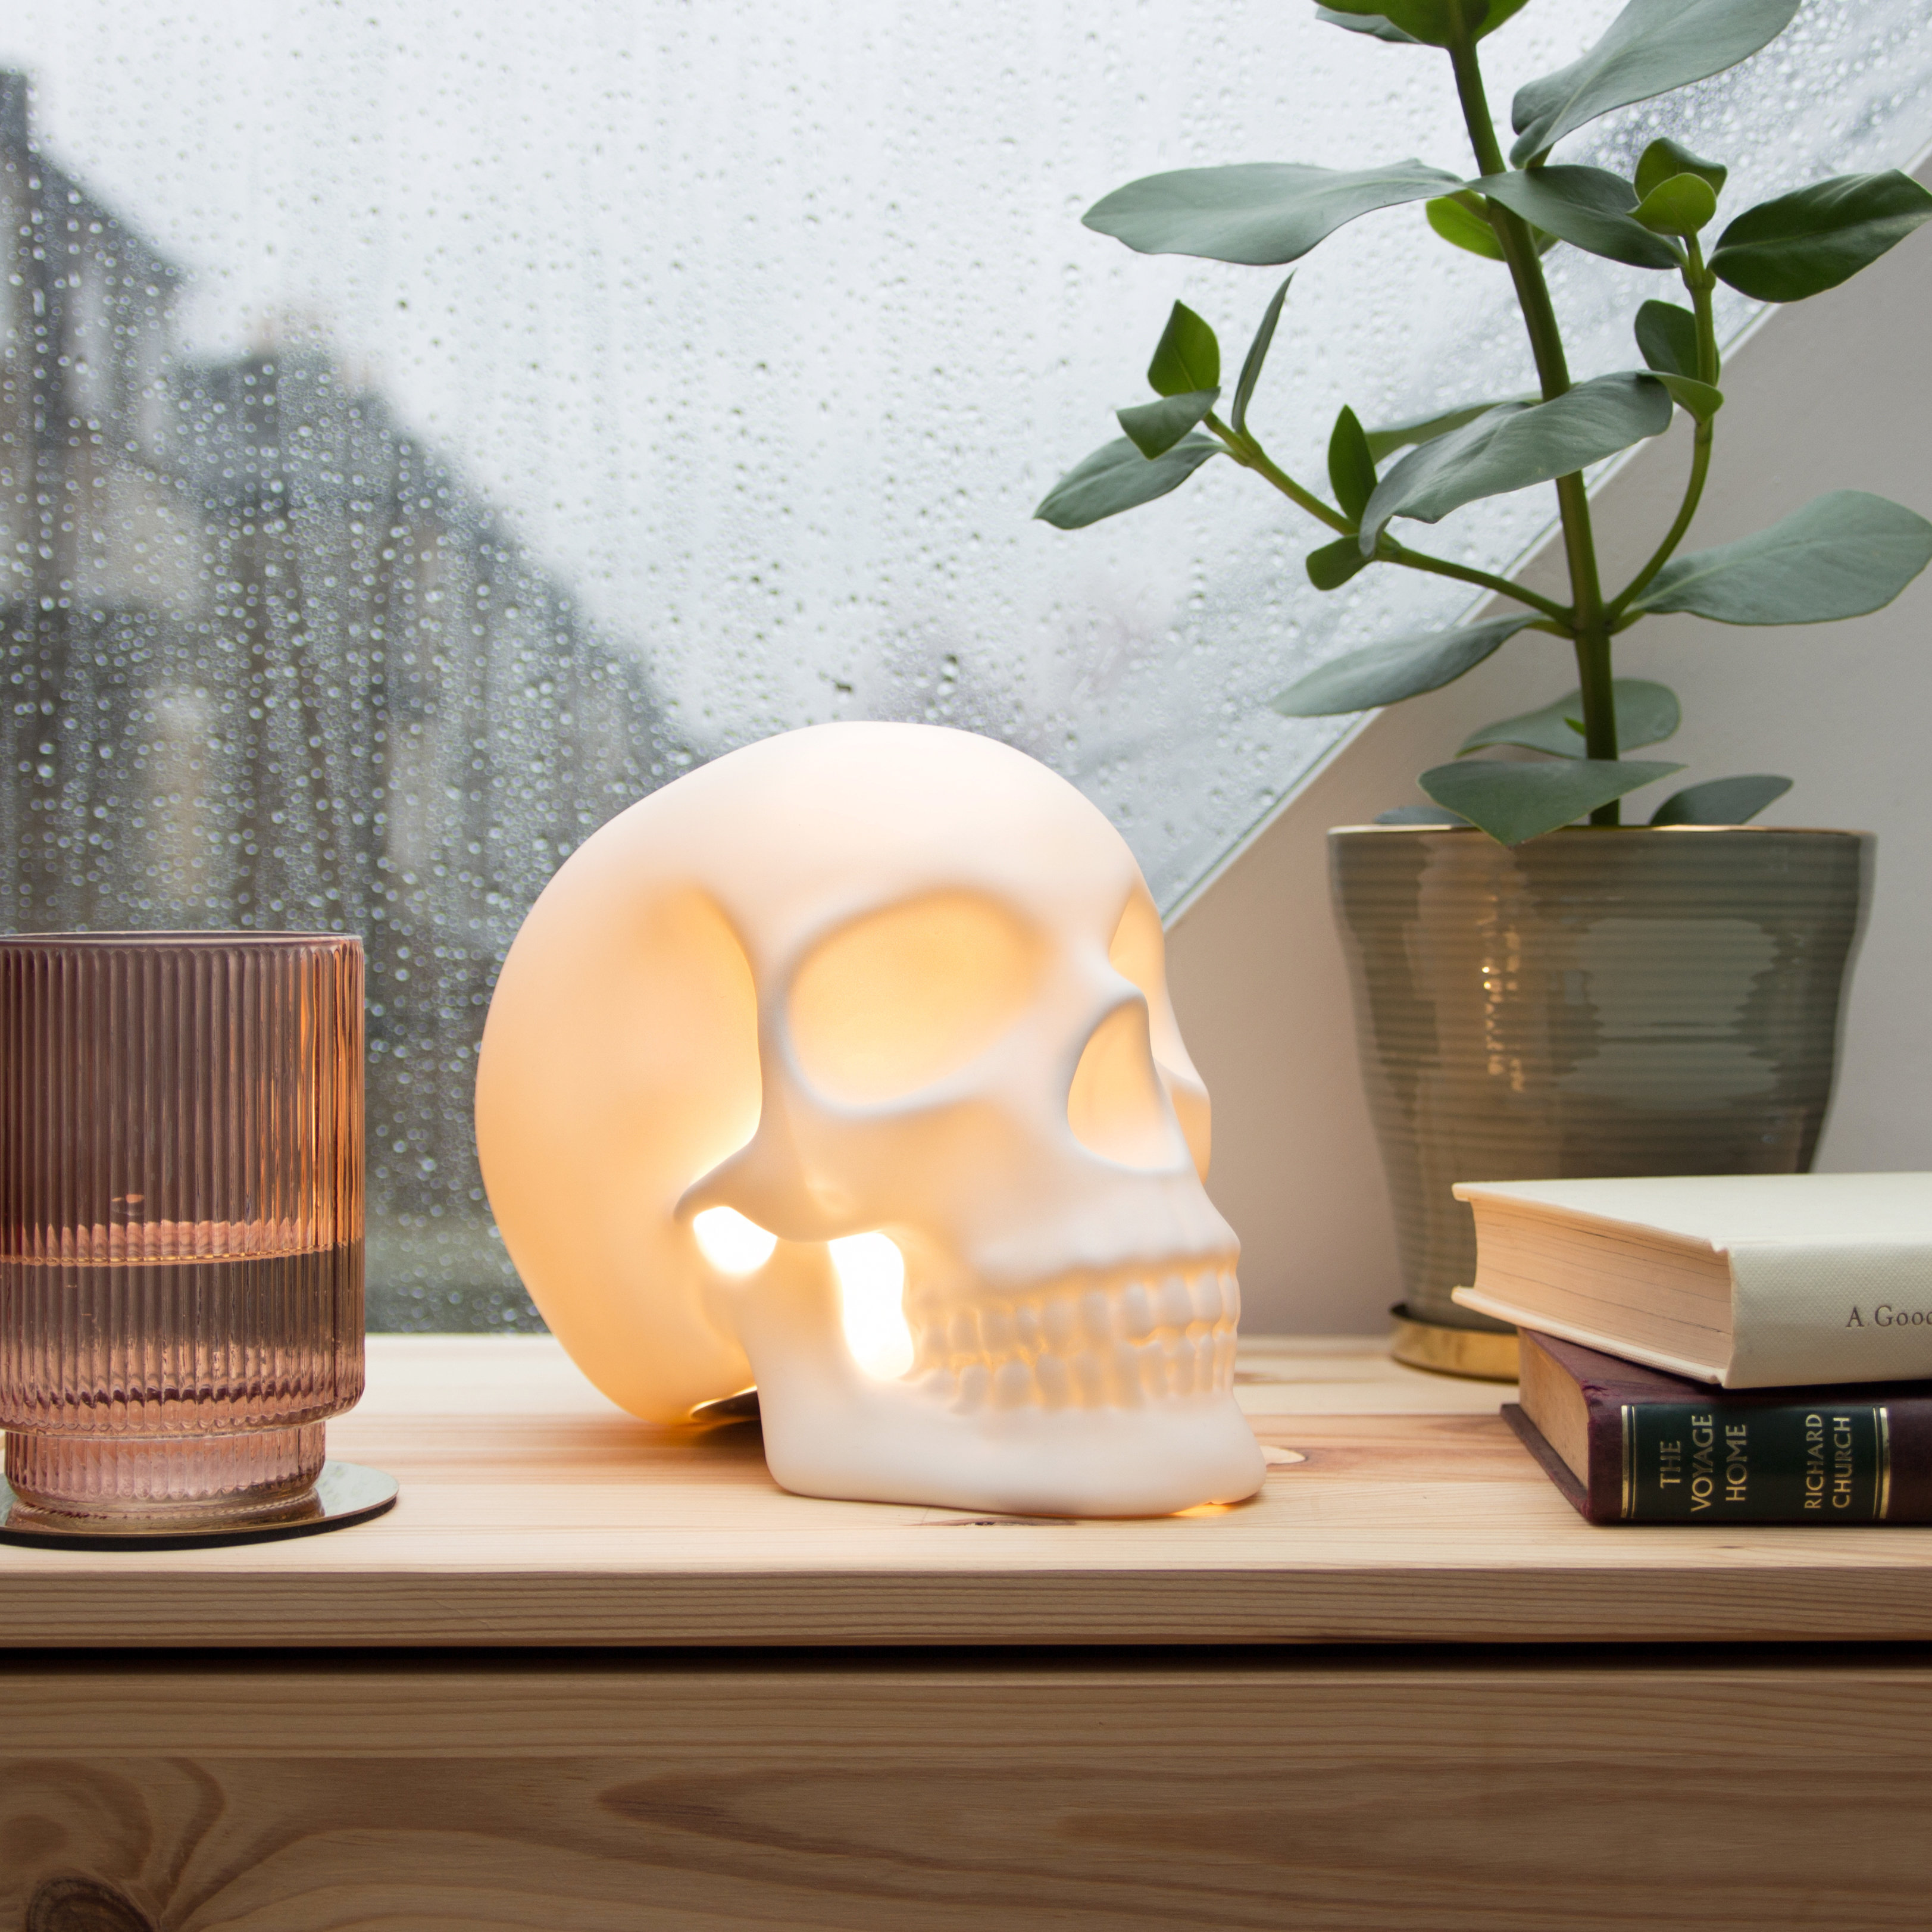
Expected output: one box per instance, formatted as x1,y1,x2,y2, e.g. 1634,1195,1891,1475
1605,235,1720,624
1376,535,1572,623
1687,232,1720,385
1446,17,1620,817
1445,40,1566,389
1215,408,1574,620
1605,428,1709,626
1206,412,1353,534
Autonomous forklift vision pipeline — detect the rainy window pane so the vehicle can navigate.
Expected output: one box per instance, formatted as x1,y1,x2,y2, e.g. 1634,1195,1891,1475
0,6,1927,1329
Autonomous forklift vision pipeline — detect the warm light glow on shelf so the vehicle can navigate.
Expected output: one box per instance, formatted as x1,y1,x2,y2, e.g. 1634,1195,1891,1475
830,1230,914,1380
692,1205,779,1275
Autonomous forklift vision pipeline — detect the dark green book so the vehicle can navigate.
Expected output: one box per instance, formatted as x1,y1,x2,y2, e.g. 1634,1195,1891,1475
1506,1328,1932,1524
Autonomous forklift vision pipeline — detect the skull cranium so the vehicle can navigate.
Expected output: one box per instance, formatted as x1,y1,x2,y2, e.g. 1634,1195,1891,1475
476,722,1264,1515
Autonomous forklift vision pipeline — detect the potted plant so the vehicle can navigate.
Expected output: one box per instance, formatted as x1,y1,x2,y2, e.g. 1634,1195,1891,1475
1036,0,1932,1375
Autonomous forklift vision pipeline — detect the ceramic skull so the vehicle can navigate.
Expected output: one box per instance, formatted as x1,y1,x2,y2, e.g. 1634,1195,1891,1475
475,721,1264,1515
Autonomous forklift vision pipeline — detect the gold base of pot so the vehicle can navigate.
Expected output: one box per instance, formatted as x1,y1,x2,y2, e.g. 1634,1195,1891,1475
1389,1303,1519,1382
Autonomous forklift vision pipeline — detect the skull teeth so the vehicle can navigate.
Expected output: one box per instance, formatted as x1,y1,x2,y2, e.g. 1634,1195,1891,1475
908,1265,1240,1412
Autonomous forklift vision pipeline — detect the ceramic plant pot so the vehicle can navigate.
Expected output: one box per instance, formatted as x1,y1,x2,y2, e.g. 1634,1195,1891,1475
1328,826,1871,1379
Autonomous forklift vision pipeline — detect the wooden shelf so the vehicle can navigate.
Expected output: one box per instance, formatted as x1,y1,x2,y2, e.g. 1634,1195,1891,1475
7,1332,1932,1649
10,1336,1932,1926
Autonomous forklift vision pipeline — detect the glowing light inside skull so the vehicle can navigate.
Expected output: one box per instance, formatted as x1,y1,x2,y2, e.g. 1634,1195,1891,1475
830,1231,914,1380
692,1205,779,1275
475,722,1267,1512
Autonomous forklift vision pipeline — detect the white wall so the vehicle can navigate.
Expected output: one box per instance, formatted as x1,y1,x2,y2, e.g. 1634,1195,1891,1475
1168,173,1932,1335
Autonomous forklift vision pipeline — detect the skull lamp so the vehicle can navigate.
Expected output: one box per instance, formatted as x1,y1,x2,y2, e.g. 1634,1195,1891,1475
474,721,1265,1516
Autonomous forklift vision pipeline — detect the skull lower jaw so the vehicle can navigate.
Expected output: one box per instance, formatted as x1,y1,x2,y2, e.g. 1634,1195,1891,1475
757,1380,1268,1517
725,1241,1265,1515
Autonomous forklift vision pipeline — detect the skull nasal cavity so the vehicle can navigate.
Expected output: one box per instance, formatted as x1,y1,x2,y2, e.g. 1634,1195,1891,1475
1068,1004,1185,1171
789,890,1042,1104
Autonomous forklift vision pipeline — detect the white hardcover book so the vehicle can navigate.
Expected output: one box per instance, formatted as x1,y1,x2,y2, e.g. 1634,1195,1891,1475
1449,1173,1932,1389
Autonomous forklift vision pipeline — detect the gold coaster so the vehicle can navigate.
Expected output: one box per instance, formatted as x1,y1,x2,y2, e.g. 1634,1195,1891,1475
1389,1303,1520,1382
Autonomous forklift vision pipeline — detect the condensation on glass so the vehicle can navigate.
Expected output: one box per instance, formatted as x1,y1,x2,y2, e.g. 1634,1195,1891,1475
0,5,1924,1329
0,932,364,1521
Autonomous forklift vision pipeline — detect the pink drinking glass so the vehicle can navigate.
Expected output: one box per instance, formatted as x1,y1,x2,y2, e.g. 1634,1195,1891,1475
0,933,364,1523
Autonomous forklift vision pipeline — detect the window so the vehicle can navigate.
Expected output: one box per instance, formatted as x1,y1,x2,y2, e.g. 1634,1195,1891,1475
1,4,1925,1326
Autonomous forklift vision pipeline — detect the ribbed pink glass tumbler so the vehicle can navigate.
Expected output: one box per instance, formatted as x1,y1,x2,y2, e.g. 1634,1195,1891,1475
0,933,364,1523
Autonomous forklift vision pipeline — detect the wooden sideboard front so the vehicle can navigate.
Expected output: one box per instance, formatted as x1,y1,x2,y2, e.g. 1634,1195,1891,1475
5,1335,1932,1930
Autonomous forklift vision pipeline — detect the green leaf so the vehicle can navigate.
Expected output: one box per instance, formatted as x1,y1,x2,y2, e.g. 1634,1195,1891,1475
1510,0,1800,167
1636,137,1727,200
1361,372,1673,552
1327,407,1379,524
1426,194,1507,260
1657,373,1722,421
1710,171,1932,302
1317,0,1531,45
1459,679,1681,759
1631,490,1932,624
1148,302,1221,396
1650,774,1792,826
1469,0,1534,34
1420,758,1685,845
1315,6,1421,42
1475,167,1682,270
1034,435,1225,530
1271,612,1539,715
1632,173,1719,237
1306,536,1373,591
1634,299,1699,378
1118,389,1219,459
1364,399,1531,463
1231,277,1292,436
1084,160,1463,267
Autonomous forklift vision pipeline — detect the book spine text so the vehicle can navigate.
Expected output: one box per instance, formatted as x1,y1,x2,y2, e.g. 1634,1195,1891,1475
1621,1403,1891,1523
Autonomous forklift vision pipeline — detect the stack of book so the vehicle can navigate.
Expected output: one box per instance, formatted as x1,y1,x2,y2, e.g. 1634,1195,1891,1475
1449,1173,1932,1524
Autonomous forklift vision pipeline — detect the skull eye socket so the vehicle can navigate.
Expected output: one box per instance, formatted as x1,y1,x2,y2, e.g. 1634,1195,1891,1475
1107,890,1192,1076
788,890,1043,1104
1106,889,1164,999
1105,888,1212,1178
1067,1002,1189,1171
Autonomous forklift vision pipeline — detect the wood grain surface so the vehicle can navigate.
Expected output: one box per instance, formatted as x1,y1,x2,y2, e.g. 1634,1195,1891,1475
8,1647,1932,1930
6,1334,1932,1647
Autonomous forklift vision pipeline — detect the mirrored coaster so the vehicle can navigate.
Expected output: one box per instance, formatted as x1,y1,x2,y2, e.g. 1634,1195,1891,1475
688,1386,760,1425
0,1459,398,1549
